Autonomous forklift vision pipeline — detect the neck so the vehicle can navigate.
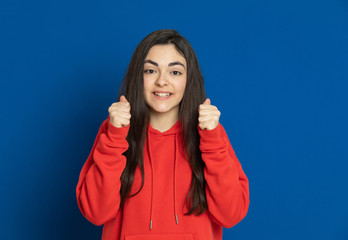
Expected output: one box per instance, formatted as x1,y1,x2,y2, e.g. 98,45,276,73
149,109,179,133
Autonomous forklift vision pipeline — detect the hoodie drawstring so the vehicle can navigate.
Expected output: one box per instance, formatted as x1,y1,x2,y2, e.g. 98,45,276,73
147,131,179,230
147,133,155,230
174,133,179,225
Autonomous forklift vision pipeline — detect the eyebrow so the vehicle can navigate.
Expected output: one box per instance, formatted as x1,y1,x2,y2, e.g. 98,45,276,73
144,59,186,69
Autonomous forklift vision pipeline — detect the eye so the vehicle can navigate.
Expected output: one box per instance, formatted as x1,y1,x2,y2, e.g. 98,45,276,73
144,69,156,74
171,71,182,76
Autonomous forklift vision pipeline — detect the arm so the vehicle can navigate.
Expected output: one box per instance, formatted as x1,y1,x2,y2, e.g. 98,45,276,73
199,123,250,228
76,116,129,226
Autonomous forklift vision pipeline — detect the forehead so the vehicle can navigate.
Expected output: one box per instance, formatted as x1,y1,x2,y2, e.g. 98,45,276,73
145,44,186,66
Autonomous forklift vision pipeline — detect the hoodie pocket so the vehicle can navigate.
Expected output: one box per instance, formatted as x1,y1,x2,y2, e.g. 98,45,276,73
125,233,193,240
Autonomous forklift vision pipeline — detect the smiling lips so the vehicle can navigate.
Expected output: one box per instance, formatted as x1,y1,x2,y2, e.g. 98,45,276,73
153,92,172,97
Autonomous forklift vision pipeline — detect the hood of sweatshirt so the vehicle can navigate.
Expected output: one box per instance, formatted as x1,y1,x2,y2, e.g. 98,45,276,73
146,121,182,230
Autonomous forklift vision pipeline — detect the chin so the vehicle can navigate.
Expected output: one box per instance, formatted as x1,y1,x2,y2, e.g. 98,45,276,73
150,105,179,115
152,107,172,113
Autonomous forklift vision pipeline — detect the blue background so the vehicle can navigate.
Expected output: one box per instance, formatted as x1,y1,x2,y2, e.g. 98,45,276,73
1,0,347,239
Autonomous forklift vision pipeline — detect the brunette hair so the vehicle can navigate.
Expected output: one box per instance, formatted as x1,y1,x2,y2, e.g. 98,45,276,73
118,29,207,215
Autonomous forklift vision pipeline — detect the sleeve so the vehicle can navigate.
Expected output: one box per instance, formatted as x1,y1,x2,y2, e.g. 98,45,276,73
198,123,250,228
76,116,129,226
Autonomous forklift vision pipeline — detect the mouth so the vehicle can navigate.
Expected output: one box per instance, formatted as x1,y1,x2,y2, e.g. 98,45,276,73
153,92,173,97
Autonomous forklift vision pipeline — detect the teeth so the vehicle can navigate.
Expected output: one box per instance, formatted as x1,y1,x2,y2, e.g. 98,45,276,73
154,92,171,97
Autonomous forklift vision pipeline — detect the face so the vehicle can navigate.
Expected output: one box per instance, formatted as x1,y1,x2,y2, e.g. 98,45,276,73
143,44,187,120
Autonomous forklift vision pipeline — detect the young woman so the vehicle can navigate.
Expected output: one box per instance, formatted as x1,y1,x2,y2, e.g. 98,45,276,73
76,29,249,240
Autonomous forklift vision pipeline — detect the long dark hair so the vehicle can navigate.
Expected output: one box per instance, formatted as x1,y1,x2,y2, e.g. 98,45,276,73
118,29,207,215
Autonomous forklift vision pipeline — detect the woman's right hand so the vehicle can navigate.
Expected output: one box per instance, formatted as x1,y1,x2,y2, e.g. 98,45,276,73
108,95,131,128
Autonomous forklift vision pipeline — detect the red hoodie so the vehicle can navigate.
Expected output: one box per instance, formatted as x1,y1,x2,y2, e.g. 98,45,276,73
76,117,249,240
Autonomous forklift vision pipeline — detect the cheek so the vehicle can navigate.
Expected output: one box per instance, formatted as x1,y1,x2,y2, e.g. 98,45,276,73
143,77,152,93
176,78,187,96
143,78,152,105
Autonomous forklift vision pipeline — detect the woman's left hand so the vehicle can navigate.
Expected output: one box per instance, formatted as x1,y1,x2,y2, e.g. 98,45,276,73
198,98,221,130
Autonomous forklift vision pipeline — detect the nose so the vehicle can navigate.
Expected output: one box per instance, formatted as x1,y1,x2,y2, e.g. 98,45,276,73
155,72,169,87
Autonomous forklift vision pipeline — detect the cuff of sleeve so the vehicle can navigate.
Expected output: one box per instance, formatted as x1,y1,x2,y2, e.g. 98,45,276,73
198,123,226,151
107,116,130,139
198,123,221,139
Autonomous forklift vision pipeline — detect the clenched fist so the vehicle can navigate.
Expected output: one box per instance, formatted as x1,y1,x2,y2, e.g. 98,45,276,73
198,98,221,130
108,95,131,128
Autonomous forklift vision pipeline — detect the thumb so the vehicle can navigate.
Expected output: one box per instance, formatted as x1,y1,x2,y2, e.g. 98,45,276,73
119,95,128,103
203,98,211,105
